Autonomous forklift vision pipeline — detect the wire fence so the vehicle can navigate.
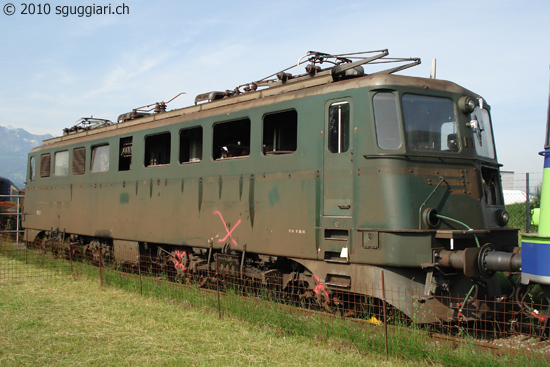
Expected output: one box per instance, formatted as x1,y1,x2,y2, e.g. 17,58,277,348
502,171,543,233
0,194,24,245
1,239,548,367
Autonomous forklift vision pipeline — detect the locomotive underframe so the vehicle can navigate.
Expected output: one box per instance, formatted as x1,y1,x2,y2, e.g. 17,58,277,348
25,228,521,324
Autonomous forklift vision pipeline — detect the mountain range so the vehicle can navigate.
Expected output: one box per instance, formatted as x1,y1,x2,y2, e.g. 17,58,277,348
0,126,54,189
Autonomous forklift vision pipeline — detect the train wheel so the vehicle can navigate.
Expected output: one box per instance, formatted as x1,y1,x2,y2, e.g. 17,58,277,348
285,280,311,308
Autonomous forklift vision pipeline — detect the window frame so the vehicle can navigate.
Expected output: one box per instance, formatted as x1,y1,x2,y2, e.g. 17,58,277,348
54,150,69,176
212,118,251,161
144,132,171,167
262,109,298,156
373,91,403,151
470,105,496,159
90,144,110,173
40,153,51,178
118,136,133,171
72,147,86,175
179,126,203,164
402,93,458,153
327,101,350,154
28,156,35,182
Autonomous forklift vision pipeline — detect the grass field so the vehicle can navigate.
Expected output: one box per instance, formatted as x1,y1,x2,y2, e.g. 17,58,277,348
0,256,408,367
2,246,547,367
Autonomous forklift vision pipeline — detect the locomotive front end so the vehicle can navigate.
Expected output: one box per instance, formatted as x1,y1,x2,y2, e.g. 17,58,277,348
354,75,522,321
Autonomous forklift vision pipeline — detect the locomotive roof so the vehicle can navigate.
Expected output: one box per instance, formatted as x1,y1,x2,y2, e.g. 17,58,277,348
35,50,477,150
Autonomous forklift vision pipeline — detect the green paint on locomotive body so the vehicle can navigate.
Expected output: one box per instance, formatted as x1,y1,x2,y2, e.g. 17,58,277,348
23,72,517,270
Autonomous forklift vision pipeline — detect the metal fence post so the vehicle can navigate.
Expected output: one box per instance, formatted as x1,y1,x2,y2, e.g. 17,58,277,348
381,270,388,361
138,255,143,296
16,196,20,246
69,243,74,278
216,253,221,319
98,246,103,286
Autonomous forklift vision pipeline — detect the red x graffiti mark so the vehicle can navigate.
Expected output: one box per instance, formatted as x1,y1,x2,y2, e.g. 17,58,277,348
313,274,329,300
174,250,187,271
214,210,241,247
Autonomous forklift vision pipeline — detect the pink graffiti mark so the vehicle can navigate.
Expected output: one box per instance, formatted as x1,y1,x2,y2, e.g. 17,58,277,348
214,210,241,247
313,274,329,301
174,250,187,271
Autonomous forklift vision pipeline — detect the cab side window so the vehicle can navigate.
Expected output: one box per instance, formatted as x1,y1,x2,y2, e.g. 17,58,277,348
373,92,402,150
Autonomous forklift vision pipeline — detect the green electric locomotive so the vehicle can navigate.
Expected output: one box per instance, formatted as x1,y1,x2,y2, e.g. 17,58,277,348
23,50,521,322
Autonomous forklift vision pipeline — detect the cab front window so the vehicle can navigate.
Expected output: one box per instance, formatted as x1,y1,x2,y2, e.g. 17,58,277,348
402,94,458,153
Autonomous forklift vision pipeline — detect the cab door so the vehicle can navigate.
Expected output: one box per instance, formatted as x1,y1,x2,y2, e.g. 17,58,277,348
323,100,353,216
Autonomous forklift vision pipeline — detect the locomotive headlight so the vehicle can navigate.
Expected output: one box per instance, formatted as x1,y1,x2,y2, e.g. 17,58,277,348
497,209,510,226
458,96,477,114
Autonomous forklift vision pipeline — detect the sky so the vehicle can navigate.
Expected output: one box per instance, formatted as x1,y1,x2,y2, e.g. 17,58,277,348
1,0,549,177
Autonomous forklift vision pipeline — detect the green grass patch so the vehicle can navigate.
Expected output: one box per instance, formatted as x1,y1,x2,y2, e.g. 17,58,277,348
101,267,547,367
2,243,548,367
1,255,396,367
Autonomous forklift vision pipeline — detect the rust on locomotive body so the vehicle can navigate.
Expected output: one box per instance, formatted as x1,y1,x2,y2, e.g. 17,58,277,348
23,50,523,322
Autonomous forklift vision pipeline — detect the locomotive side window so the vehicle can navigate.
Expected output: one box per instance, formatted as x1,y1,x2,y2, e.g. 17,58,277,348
40,153,51,178
145,132,171,167
262,110,297,155
119,137,133,171
373,92,402,150
179,127,203,163
470,104,496,159
29,156,35,182
213,118,250,160
73,147,86,175
54,151,69,176
328,102,350,153
91,144,110,173
402,94,457,152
